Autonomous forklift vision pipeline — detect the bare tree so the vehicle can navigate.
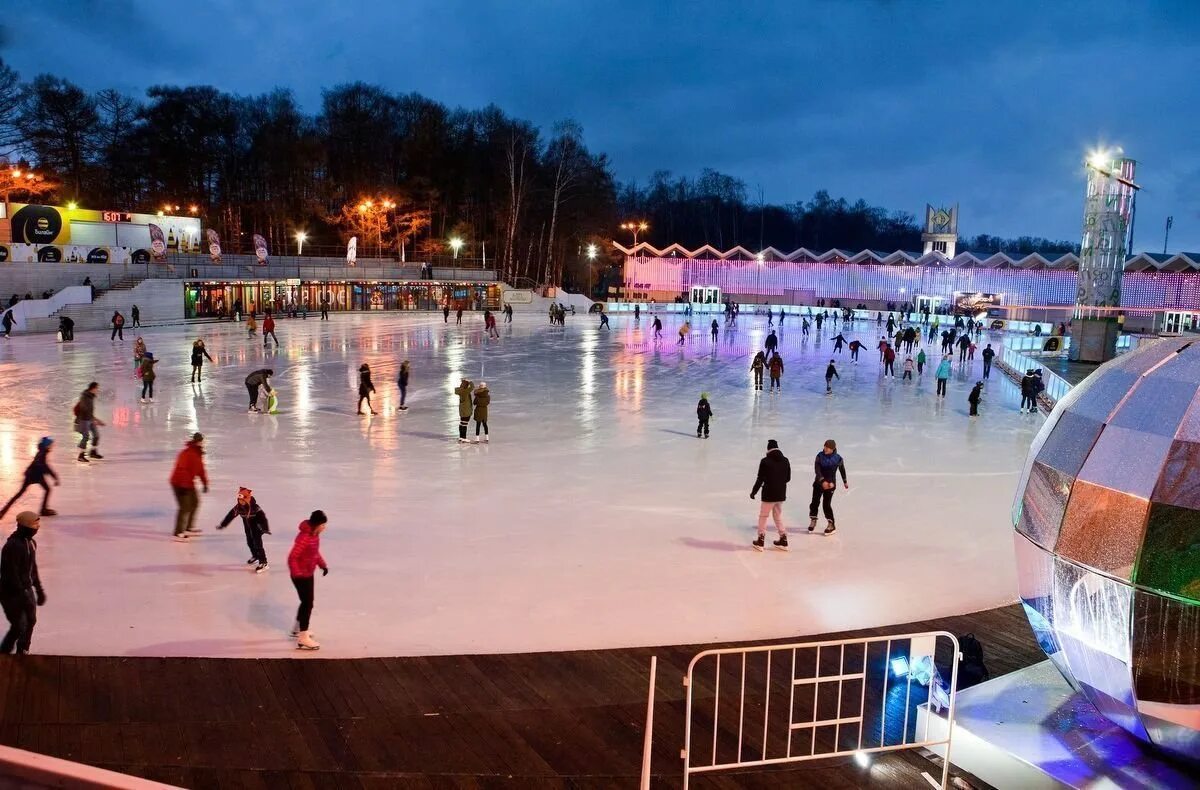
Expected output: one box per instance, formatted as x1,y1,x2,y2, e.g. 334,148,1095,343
543,120,586,285
0,58,22,157
503,131,531,281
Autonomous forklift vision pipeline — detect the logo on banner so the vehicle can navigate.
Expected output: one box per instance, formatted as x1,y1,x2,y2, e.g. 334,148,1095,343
206,229,222,262
346,236,358,266
148,224,167,261
253,234,269,264
86,248,109,264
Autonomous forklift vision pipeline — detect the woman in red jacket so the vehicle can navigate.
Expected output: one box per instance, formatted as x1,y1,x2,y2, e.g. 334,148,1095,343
287,510,329,650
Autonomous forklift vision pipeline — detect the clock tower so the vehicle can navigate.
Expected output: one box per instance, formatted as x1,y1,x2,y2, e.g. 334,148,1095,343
921,204,958,257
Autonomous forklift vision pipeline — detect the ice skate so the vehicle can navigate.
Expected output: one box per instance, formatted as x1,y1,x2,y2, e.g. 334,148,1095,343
247,558,259,565
481,436,489,443
471,437,480,443
140,397,148,404
458,437,468,444
398,405,409,410
296,631,320,650
752,534,765,552
172,534,188,542
248,406,261,413
255,562,269,573
773,534,789,551
39,508,57,517
77,452,89,463
824,520,836,536
185,525,202,534
808,517,817,532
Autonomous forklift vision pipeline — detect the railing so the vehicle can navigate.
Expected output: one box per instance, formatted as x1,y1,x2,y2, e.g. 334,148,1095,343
680,631,961,789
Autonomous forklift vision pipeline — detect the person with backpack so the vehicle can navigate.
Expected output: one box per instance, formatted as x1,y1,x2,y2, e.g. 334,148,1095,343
750,439,791,551
935,355,952,398
217,486,271,573
768,352,784,391
472,382,491,442
245,369,273,413
397,360,411,410
750,351,766,391
110,311,125,341
169,433,209,542
0,438,60,519
191,339,214,383
696,392,713,438
287,510,329,651
0,510,47,655
981,344,995,380
357,363,377,415
73,383,105,462
454,377,474,443
809,439,848,536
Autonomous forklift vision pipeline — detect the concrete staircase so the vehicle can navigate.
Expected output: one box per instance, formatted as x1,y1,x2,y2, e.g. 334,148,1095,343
26,278,185,333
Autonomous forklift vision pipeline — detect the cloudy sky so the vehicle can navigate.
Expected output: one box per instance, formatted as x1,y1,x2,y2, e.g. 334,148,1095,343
3,0,1198,251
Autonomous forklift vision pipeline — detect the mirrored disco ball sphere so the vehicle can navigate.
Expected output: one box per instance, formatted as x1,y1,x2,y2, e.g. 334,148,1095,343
1012,337,1200,763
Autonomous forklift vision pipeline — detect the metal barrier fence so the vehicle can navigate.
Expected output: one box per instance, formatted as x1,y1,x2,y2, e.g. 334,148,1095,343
681,631,961,789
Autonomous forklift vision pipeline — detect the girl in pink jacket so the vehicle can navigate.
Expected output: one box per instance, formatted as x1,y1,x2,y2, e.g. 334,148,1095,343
286,510,329,650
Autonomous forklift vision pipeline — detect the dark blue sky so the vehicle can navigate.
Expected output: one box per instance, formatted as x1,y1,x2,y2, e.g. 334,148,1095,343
4,1,1198,251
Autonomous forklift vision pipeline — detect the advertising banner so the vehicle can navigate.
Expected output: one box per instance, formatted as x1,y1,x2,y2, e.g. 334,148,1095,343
253,234,269,264
346,236,358,266
206,229,222,262
148,224,167,261
8,203,201,251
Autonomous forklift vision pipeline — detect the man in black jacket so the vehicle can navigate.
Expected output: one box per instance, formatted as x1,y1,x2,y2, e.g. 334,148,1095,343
981,343,995,379
245,369,274,412
750,439,791,551
0,511,47,655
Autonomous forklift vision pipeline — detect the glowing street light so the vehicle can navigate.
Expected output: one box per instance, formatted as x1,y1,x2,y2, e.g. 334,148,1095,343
67,201,77,210
620,221,649,246
449,237,464,260
295,231,308,256
188,205,199,215
586,243,598,260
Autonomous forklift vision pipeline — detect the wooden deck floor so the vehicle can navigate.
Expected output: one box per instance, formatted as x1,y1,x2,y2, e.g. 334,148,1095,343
0,604,1043,788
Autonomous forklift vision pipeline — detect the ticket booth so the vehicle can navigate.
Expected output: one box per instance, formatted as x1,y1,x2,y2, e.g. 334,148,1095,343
689,285,721,304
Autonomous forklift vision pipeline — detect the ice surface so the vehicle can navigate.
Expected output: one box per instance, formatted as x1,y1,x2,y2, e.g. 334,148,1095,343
0,312,1041,657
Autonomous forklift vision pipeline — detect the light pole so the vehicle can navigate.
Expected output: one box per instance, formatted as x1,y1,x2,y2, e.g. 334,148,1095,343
295,231,307,256
450,237,464,260
1164,216,1173,255
620,221,649,247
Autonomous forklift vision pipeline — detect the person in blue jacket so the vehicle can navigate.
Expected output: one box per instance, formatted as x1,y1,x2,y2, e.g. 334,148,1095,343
809,439,848,535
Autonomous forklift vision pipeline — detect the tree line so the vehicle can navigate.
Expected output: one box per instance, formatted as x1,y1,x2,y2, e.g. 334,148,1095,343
0,58,1074,290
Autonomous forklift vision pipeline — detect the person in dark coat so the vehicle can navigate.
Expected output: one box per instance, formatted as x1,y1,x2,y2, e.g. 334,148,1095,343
825,360,840,394
443,305,450,323
832,333,846,353
957,333,971,364
397,360,411,410
750,439,791,551
696,392,713,438
74,383,105,462
217,487,271,572
1019,370,1036,412
968,381,983,417
1,309,13,337
0,438,60,518
357,363,378,415
0,511,46,655
454,377,474,443
58,316,74,341
981,344,995,380
472,382,490,442
191,339,214,383
809,439,848,535
110,310,125,341
768,353,784,390
245,369,274,413
131,304,141,328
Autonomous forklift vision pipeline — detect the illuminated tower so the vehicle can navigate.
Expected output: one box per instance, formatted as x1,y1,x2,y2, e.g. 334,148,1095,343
921,204,958,257
1070,152,1140,362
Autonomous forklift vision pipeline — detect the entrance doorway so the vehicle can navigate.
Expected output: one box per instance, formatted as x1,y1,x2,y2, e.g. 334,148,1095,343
1163,311,1198,335
915,295,942,314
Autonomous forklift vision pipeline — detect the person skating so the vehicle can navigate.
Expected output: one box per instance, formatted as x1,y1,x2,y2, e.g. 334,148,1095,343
456,308,463,325
472,381,490,443
981,344,995,380
0,439,60,519
131,304,141,328
138,352,157,403
485,310,500,338
750,351,766,391
287,510,329,650
801,317,810,336
263,312,278,347
57,315,74,342
169,433,209,541
599,312,610,330
710,319,718,341
768,352,784,391
902,355,914,381
917,347,927,375
882,344,896,378
750,439,791,551
832,333,846,354
397,360,410,410
848,339,862,363
320,293,330,320
968,341,976,361
246,312,257,337
677,321,690,346
454,377,474,443
218,487,271,572
651,316,662,339
443,305,450,323
110,310,125,341
73,383,105,462
696,392,713,438
809,439,848,535
764,330,778,357
1,309,13,338
505,303,513,323
356,364,378,415
245,368,273,413
133,336,146,377
815,313,823,331
634,303,641,322
935,355,952,398
957,333,971,364
825,359,839,394
0,511,47,655
968,381,983,417
191,339,214,383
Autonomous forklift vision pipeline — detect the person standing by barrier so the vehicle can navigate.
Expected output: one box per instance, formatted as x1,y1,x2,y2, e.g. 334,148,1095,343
169,433,208,542
750,439,791,551
809,439,847,536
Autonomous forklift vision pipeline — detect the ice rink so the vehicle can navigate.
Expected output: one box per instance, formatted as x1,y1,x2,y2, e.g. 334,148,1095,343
0,310,1043,657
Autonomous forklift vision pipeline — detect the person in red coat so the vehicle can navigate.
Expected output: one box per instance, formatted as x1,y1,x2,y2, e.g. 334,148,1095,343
262,312,278,347
287,510,329,650
169,433,209,541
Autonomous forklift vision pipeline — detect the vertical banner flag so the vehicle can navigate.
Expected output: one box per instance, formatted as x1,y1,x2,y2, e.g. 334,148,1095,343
253,234,269,265
346,236,358,266
206,229,222,262
148,224,167,261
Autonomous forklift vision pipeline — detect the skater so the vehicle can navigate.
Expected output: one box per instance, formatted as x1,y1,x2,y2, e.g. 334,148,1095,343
957,333,971,364
634,304,641,321
764,330,778,356
815,313,824,331
357,363,377,415
454,377,474,443
169,433,209,541
287,510,329,651
133,336,146,375
710,319,718,341
917,348,927,375
878,336,890,362
696,392,713,438
750,351,766,391
0,511,47,655
809,439,848,536
191,339,214,382
443,305,450,323
218,487,271,572
677,321,690,346
935,355,952,398
472,381,490,442
505,303,513,322
245,368,274,412
246,312,257,337
73,383,105,462
397,360,410,410
832,333,846,353
1,309,13,338
58,315,74,342
779,307,786,326
110,310,125,341
131,304,141,328
0,438,60,519
825,359,839,394
848,339,862,363
138,352,157,402
485,310,500,338
320,293,330,320
968,340,977,361
968,381,983,417
750,439,791,551
263,312,278,347
981,344,995,380
599,311,610,330
902,355,914,380
882,344,896,377
456,308,463,325
802,317,810,336
768,352,784,390
652,316,662,339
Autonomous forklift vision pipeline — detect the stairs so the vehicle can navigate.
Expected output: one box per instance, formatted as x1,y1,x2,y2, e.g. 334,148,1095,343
25,277,179,334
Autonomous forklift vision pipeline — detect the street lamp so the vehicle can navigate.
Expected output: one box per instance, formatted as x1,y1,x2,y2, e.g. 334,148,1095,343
67,201,77,210
587,243,598,260
295,231,307,256
620,221,649,247
449,237,464,260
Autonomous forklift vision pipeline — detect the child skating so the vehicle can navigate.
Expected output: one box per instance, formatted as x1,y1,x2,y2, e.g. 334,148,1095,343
357,363,377,415
696,392,713,438
0,438,60,519
287,510,329,650
138,352,157,403
825,359,839,394
397,360,410,410
217,487,271,572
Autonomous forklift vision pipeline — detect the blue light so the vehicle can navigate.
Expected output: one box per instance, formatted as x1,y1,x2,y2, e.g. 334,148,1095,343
890,657,910,677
